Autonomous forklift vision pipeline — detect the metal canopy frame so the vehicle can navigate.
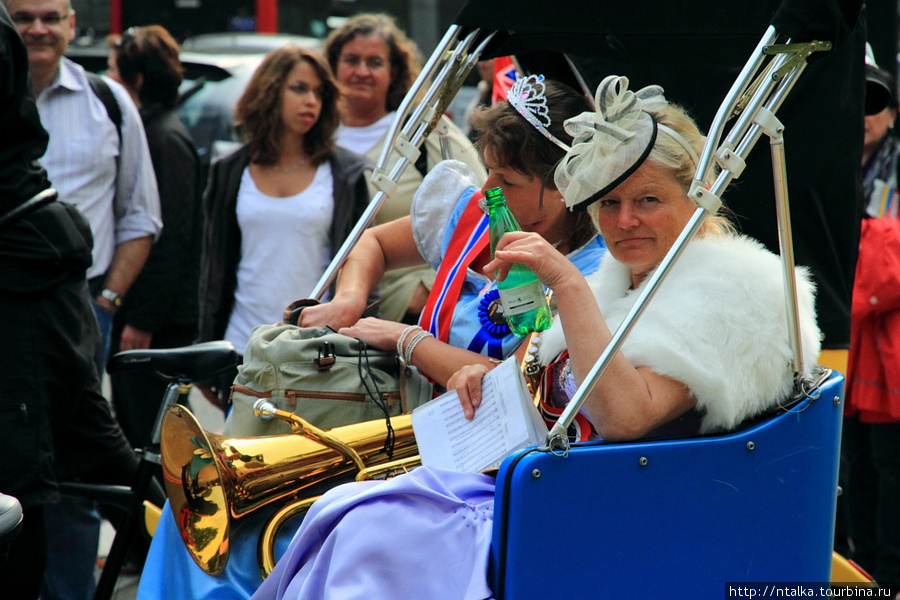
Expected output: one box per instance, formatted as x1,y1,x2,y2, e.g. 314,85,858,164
545,29,832,451
307,26,493,300
306,2,843,453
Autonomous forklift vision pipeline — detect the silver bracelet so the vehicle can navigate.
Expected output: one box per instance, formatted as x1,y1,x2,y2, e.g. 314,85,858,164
404,329,433,365
396,325,420,363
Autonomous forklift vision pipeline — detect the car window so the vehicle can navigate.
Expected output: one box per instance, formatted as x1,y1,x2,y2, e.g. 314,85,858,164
177,72,249,174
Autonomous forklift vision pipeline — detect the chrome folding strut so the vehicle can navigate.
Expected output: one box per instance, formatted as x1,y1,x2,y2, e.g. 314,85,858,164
308,26,494,300
545,26,832,453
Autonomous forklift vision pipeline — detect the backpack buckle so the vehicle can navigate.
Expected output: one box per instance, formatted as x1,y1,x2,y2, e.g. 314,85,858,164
315,341,336,371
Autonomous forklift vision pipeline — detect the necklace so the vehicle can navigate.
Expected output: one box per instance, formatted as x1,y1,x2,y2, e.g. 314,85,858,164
551,233,572,251
270,157,308,173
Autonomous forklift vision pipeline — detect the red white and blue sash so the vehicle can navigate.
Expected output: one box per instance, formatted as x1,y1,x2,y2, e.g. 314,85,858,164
418,189,498,352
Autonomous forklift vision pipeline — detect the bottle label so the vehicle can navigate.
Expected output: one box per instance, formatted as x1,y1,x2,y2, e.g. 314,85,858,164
498,283,546,316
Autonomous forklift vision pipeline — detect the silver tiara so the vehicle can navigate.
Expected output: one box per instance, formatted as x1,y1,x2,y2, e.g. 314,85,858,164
507,74,571,152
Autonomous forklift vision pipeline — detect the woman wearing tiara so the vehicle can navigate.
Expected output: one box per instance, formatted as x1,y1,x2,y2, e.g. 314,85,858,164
137,74,604,600
292,74,605,388
250,75,821,600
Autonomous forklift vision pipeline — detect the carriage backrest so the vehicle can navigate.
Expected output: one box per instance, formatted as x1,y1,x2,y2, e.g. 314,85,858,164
490,369,844,599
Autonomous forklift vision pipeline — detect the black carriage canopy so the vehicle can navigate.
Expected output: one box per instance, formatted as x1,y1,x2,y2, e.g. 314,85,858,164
453,0,866,351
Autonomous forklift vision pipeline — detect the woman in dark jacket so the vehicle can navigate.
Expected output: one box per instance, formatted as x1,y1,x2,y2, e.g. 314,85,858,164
106,25,204,447
195,45,371,406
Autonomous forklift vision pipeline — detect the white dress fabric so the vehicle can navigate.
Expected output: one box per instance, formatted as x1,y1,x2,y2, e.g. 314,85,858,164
249,233,822,600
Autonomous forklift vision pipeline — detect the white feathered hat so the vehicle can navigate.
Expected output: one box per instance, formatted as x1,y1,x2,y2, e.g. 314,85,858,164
555,75,697,212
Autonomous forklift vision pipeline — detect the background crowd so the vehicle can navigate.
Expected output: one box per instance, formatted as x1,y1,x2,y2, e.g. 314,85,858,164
0,2,484,599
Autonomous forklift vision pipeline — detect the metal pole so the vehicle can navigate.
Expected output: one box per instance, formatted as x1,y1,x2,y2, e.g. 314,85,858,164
544,33,825,453
307,26,482,301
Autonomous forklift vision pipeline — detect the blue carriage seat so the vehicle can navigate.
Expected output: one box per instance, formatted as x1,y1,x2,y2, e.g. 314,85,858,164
490,368,844,599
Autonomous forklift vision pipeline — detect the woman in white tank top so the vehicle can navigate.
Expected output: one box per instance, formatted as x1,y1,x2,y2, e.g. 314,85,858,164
195,46,371,402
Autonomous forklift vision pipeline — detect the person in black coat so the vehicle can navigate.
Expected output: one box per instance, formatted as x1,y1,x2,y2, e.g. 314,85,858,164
0,6,138,598
105,25,203,449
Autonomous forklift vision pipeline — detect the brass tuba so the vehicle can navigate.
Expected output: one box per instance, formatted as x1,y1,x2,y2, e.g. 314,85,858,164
160,400,419,577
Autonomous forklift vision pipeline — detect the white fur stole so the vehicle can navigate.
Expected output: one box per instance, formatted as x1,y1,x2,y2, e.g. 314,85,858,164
538,235,821,433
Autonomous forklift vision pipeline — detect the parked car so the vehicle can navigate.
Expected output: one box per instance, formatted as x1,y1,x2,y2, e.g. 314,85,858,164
176,33,324,173
66,33,323,177
174,51,261,171
65,32,476,176
64,36,111,73
182,32,322,55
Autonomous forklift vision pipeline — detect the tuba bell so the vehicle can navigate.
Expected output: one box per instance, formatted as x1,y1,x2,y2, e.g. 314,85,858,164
160,400,419,576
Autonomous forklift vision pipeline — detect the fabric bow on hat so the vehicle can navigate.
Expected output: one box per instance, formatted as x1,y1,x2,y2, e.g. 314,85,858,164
555,75,669,211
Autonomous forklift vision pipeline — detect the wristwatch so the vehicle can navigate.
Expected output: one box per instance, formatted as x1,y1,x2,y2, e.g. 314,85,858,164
100,288,122,308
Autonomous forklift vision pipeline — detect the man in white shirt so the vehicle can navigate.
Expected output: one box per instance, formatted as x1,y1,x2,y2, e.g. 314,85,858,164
8,0,161,372
6,1,161,598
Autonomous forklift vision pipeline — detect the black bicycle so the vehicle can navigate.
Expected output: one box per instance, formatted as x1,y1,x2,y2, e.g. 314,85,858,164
59,340,239,600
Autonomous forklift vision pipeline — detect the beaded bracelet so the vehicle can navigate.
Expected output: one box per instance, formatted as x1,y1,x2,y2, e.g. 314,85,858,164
403,329,433,365
396,325,420,361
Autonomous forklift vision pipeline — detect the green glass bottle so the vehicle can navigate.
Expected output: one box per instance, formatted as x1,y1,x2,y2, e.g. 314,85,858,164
484,187,552,337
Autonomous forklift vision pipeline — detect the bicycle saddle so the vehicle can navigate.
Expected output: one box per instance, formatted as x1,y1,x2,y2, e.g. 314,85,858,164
107,340,239,381
0,493,23,546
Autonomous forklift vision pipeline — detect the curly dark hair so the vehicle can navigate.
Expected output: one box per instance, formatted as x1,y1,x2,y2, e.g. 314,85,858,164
324,13,422,112
107,25,182,110
471,79,593,188
235,45,340,167
471,78,597,248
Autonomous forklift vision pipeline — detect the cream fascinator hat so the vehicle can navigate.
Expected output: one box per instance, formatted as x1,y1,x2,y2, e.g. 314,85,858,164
555,75,698,212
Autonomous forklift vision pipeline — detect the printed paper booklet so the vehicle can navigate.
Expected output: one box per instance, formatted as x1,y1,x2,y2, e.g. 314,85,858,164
411,357,548,472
